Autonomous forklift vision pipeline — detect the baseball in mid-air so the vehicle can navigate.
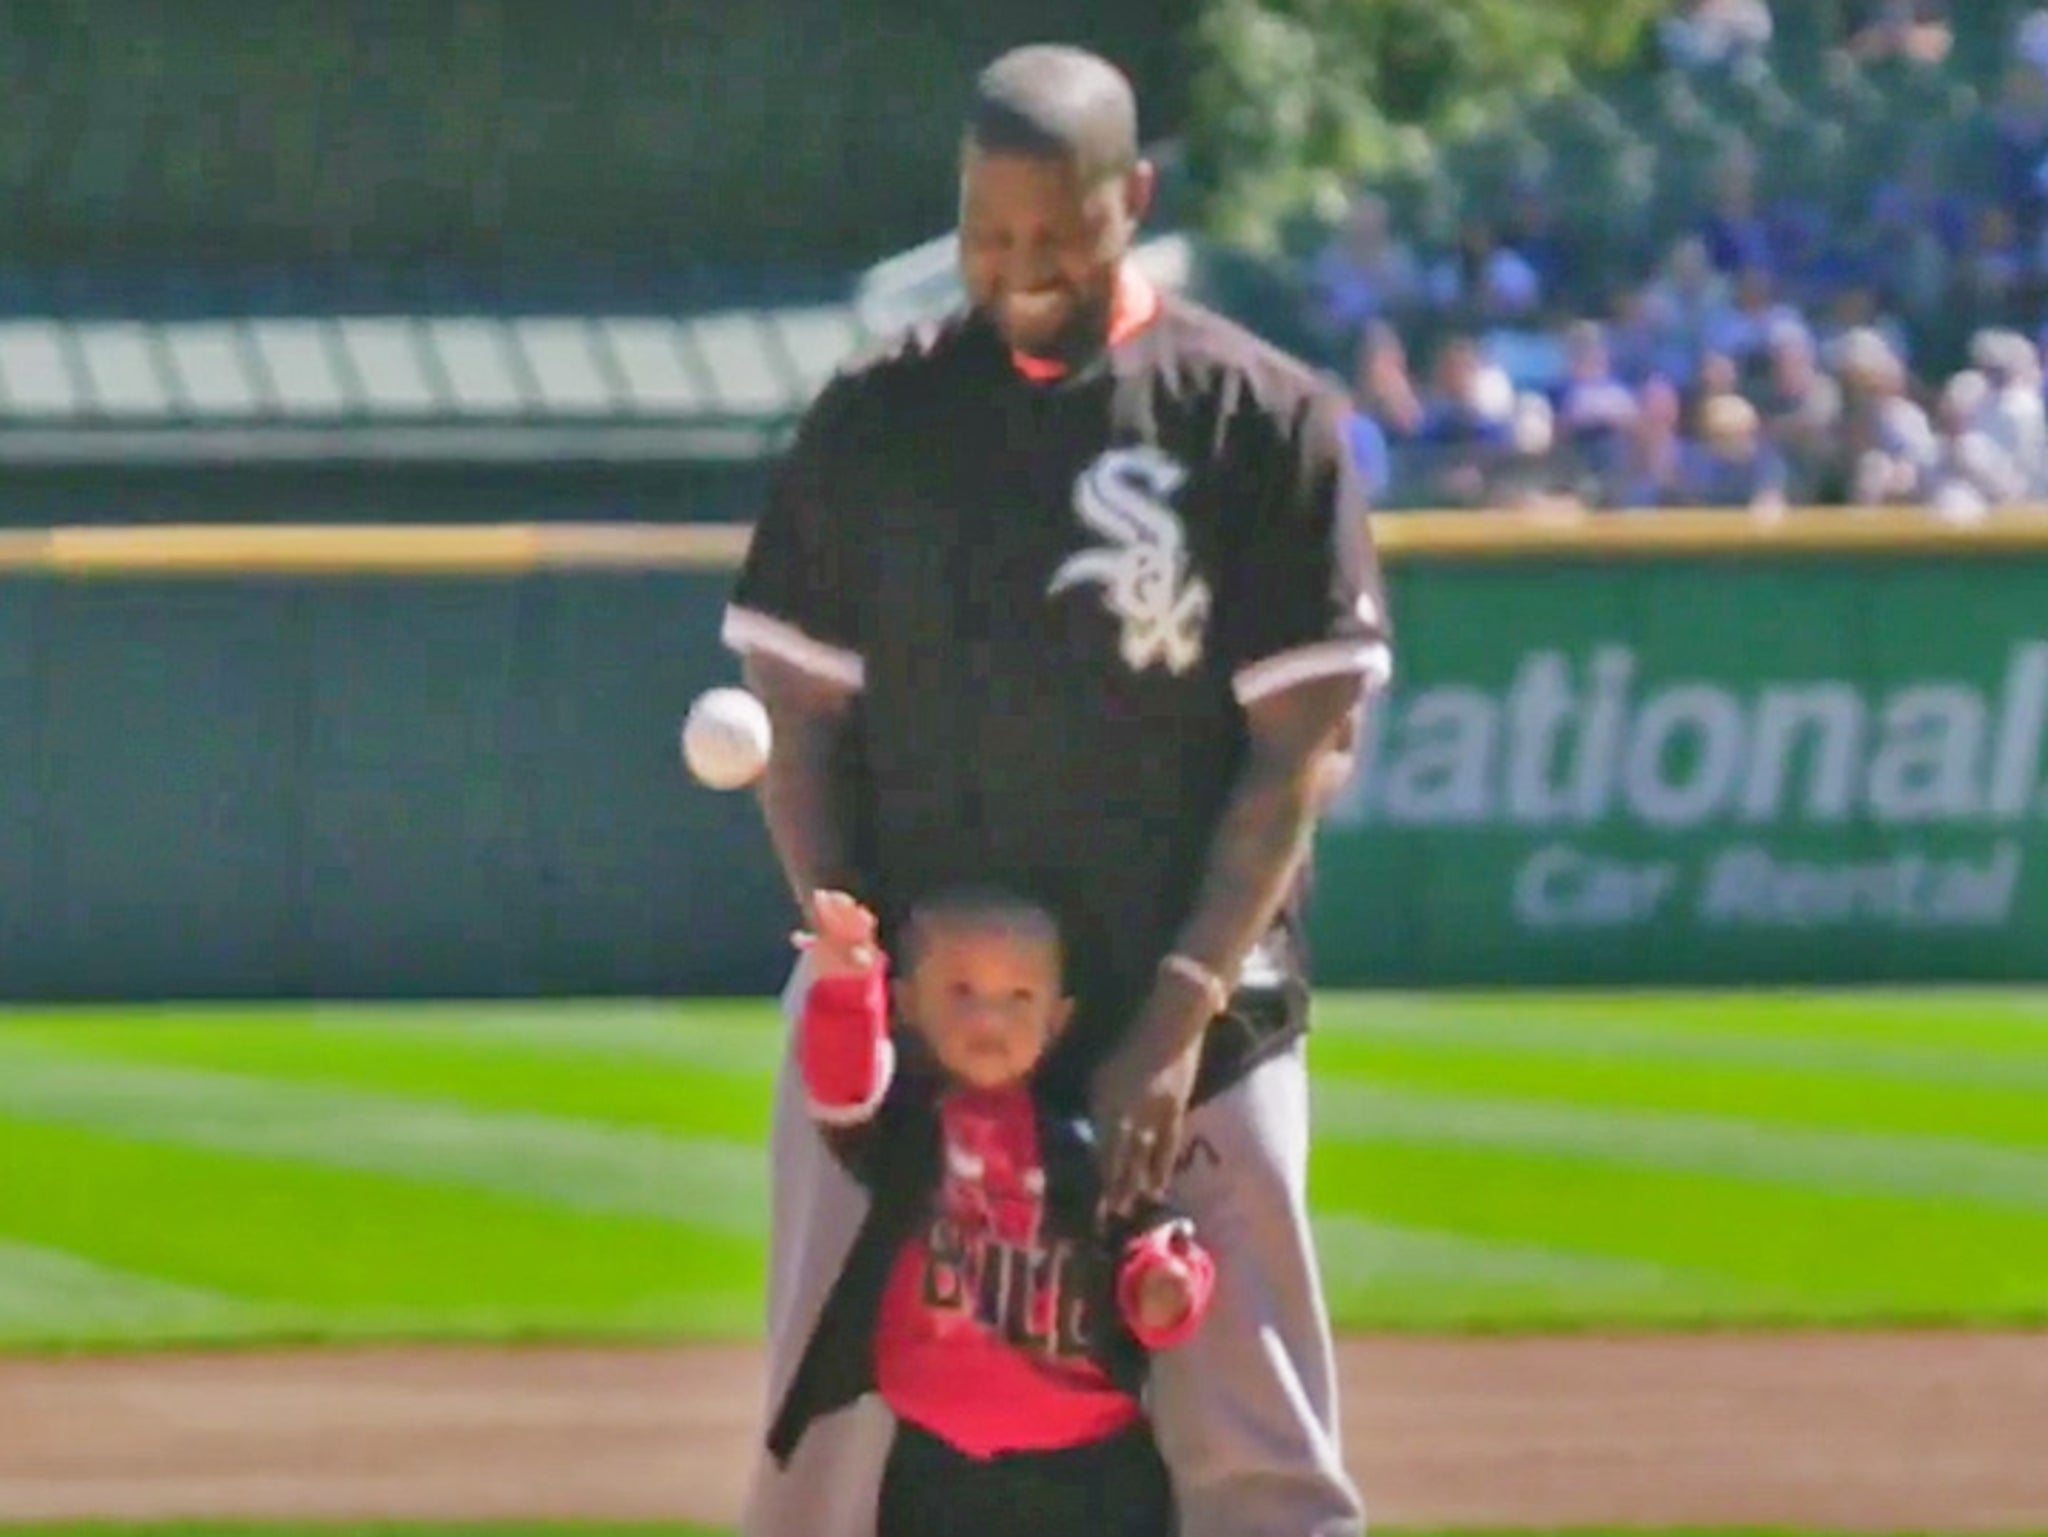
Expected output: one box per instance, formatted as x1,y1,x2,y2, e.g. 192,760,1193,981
682,687,773,790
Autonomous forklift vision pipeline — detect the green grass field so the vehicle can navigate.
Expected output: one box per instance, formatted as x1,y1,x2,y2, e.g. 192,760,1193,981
2,989,2046,1351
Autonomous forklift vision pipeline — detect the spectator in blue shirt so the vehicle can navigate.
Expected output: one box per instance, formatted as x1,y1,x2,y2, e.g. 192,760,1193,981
1609,375,1691,511
1682,393,1789,515
1414,336,1514,447
1553,321,1638,484
1699,150,1774,277
1346,407,1392,503
1412,335,1514,506
1306,192,1424,356
1501,181,1576,304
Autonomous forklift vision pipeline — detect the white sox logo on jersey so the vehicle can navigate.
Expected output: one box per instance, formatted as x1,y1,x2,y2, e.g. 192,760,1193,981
1047,446,1211,676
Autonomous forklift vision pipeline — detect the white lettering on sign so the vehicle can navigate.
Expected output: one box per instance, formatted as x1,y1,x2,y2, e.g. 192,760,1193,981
1330,642,2048,935
1336,642,2048,831
1512,845,1678,929
1695,841,2021,929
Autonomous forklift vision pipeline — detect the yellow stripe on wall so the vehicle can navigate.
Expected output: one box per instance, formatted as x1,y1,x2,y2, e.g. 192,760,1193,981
0,510,2045,578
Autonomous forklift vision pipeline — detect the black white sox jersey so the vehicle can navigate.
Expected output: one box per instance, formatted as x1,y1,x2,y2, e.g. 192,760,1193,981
725,291,1392,1104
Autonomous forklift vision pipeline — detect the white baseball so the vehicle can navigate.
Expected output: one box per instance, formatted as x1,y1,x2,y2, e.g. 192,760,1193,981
682,687,772,790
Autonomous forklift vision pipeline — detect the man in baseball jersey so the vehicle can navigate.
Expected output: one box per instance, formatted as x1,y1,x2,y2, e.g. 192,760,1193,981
722,41,1391,1537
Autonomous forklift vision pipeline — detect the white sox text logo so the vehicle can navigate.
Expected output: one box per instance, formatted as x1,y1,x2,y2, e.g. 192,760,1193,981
1047,446,1210,676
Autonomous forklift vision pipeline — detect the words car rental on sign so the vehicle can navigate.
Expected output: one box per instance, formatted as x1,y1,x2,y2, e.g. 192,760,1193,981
1329,642,2048,934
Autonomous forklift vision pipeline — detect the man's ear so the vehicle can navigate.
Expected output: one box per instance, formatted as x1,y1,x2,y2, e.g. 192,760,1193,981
1049,995,1077,1037
1125,158,1156,227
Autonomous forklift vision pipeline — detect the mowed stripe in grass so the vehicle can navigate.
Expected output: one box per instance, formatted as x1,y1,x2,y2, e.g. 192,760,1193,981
0,1036,770,1229
1304,1212,1792,1328
1,992,2046,1347
0,1113,764,1346
0,1004,780,1139
1313,1077,2048,1212
0,1011,776,1346
1341,989,2048,1052
0,1238,282,1340
1297,992,2048,1323
1308,998,2048,1147
1310,1135,2048,1323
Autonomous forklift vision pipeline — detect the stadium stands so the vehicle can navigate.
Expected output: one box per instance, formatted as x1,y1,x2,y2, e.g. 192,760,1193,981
10,2,2047,524
1297,1,2048,512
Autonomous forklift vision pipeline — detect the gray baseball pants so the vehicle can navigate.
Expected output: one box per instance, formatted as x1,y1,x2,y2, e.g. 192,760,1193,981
738,961,1365,1537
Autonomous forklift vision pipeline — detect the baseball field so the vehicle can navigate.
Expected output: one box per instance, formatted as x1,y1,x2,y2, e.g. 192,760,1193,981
3,989,2047,1533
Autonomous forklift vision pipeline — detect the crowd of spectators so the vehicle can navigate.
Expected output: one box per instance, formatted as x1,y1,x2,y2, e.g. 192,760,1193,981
1311,0,2048,517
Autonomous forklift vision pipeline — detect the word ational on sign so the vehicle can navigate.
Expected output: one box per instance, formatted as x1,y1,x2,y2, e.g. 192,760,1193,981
1332,643,2048,934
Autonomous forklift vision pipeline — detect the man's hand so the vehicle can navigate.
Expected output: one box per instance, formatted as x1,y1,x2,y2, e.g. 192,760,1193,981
1091,978,1211,1218
1093,672,1367,1218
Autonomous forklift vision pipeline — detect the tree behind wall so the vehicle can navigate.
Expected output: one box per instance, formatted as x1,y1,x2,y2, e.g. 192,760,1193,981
0,0,1193,276
1183,0,1670,253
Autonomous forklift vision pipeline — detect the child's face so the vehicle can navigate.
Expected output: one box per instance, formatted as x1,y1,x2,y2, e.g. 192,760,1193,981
895,923,1072,1091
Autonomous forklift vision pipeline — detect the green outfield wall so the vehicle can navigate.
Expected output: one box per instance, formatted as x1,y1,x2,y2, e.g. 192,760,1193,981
3,514,2045,998
1315,552,2048,985
0,565,789,1000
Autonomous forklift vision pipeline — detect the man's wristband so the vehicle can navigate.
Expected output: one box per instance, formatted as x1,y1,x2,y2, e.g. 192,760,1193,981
1160,952,1233,1017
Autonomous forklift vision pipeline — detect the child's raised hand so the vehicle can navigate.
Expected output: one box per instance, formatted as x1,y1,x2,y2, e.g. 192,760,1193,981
795,889,881,977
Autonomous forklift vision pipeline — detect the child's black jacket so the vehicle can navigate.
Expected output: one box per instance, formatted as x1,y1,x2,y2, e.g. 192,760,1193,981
766,1052,1180,1465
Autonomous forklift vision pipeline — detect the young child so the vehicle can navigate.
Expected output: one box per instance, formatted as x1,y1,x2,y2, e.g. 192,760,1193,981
765,887,1216,1537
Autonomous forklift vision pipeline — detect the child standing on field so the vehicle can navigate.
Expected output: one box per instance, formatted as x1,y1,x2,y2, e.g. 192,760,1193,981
766,886,1215,1537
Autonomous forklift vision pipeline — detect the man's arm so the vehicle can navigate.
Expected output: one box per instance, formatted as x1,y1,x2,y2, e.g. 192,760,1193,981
1173,674,1362,984
721,366,871,918
1094,674,1363,1211
1095,382,1388,1215
743,649,859,919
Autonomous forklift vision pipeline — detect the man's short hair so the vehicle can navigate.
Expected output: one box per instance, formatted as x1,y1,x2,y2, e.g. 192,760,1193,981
904,885,1065,975
965,44,1139,185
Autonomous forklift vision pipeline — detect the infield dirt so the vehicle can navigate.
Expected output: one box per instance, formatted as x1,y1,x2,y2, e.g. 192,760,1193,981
3,1332,2047,1530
